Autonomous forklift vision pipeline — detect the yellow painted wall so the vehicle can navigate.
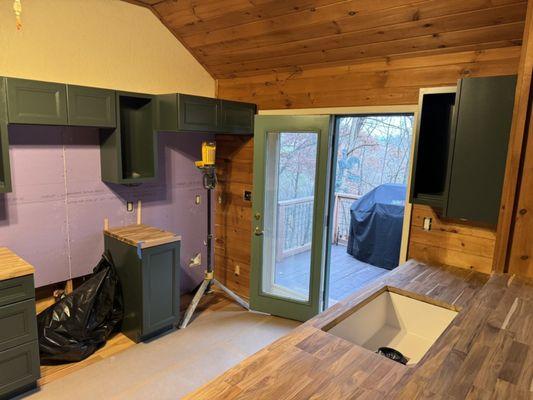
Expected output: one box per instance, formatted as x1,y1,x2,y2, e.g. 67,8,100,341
0,0,214,96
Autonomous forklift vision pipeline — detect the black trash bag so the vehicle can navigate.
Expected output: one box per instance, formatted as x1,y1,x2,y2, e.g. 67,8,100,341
37,252,123,364
376,347,409,365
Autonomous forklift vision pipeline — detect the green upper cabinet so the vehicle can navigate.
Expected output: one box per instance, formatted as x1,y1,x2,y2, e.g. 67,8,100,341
67,85,116,127
6,77,68,125
0,79,11,193
157,93,256,134
411,75,516,226
178,94,220,132
446,75,516,225
100,91,157,185
219,99,256,134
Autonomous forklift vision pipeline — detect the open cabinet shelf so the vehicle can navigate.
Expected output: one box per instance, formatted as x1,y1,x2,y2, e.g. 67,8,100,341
100,92,157,184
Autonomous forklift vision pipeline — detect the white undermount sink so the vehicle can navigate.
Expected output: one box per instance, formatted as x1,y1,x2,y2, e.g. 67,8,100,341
326,289,458,365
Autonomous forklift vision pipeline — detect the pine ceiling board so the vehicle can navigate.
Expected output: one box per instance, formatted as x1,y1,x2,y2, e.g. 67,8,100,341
159,0,345,37
196,4,527,65
208,22,524,75
219,59,519,98
213,40,522,79
217,51,519,108
121,0,527,79
220,47,522,86
152,0,289,29
182,0,428,48
195,1,526,58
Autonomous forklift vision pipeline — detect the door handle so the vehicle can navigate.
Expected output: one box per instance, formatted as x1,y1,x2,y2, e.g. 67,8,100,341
254,226,264,236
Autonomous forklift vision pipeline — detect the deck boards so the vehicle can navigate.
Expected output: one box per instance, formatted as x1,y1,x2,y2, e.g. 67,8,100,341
275,244,389,303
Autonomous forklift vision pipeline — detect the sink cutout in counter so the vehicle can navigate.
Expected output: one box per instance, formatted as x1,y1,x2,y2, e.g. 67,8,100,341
325,289,458,365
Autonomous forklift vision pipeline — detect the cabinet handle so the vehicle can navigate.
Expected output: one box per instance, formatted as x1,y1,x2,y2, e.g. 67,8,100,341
254,226,264,236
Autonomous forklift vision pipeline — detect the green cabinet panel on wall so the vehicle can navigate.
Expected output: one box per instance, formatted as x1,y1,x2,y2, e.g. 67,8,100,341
178,94,219,132
67,85,116,127
104,236,181,342
157,93,256,134
219,99,256,134
5,77,68,125
0,79,11,193
446,75,516,225
410,75,516,225
100,91,157,184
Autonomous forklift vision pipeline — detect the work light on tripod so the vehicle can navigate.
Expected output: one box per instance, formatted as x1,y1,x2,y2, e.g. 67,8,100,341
179,141,250,329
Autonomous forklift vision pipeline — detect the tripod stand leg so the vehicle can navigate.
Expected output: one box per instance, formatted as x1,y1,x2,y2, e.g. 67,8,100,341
179,278,211,329
213,279,250,310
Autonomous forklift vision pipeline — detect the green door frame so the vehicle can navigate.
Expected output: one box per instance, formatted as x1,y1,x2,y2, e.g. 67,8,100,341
250,115,334,321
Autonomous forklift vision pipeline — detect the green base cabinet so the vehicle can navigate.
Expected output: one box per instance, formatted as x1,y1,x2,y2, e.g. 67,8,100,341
104,236,181,343
0,275,40,400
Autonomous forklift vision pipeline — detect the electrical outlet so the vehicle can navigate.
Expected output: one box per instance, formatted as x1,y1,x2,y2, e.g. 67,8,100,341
189,253,201,267
423,217,432,231
126,202,134,212
195,195,201,205
234,264,240,276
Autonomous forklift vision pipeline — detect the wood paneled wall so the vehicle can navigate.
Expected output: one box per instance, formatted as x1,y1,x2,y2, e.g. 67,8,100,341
215,46,523,283
408,205,496,274
217,47,521,109
495,0,533,275
214,135,253,299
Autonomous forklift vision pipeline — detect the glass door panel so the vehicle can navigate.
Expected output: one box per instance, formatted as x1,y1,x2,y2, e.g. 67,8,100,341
250,115,332,321
262,131,318,302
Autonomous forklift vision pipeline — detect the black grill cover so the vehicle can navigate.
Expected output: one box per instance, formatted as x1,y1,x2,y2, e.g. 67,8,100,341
347,184,405,270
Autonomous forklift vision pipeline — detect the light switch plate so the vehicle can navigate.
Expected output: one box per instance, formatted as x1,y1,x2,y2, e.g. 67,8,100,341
423,217,432,231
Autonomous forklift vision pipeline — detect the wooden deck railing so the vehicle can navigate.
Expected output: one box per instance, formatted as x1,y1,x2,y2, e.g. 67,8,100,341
276,193,360,261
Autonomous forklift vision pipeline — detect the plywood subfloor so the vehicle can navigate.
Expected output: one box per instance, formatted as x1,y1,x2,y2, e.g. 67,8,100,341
22,292,298,399
38,333,135,386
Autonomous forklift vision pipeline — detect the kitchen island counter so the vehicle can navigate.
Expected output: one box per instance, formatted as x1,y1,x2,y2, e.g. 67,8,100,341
184,260,533,399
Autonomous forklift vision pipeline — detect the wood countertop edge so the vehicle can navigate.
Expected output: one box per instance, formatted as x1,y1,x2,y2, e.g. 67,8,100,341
0,247,35,281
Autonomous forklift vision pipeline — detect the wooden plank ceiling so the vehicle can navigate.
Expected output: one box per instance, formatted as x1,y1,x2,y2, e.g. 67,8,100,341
127,0,526,79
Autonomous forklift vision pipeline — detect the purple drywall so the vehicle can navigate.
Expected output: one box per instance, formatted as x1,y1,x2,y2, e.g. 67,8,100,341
0,125,212,292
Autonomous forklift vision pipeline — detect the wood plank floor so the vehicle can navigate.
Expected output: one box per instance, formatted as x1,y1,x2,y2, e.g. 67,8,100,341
275,244,390,303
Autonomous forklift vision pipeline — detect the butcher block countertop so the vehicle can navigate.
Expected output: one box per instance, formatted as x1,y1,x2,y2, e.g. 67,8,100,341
104,224,181,249
0,247,35,281
185,260,533,400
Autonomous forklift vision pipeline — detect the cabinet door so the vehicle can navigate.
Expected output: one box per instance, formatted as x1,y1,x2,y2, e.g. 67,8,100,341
0,275,34,308
446,76,516,225
6,78,68,125
67,85,116,127
0,341,40,398
0,299,37,352
219,100,256,134
141,243,180,336
177,94,219,132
